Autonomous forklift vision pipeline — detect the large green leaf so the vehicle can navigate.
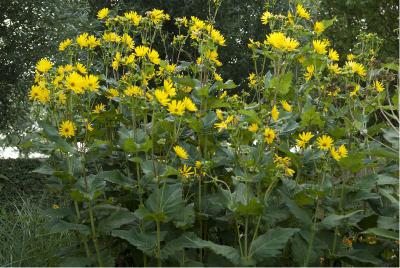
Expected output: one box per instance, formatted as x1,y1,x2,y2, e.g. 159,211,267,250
112,228,166,256
161,232,241,265
362,228,399,240
319,210,363,229
300,106,324,128
281,194,312,226
98,210,136,234
96,170,134,189
138,183,185,223
269,72,293,95
249,227,299,262
46,219,90,235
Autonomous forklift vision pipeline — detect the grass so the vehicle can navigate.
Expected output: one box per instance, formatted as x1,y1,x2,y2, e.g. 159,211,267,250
0,193,76,267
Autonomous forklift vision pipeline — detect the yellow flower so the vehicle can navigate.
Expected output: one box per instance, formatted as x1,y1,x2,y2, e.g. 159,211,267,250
205,50,222,66
330,148,341,161
296,4,310,20
350,84,361,97
285,167,295,177
124,85,143,97
93,103,106,114
304,64,315,81
179,165,195,178
281,100,292,112
66,72,85,94
182,97,197,112
314,21,324,34
149,9,168,24
195,161,202,169
214,121,228,132
248,123,259,133
374,80,384,92
345,61,366,77
168,100,186,116
76,63,87,74
266,32,299,52
271,105,279,122
85,75,100,92
313,40,328,54
59,120,75,138
76,33,89,48
207,25,226,46
87,123,94,132
261,11,272,25
347,53,355,61
214,73,223,81
148,49,160,65
87,35,100,49
124,11,142,26
29,85,42,101
36,58,53,73
112,52,121,70
316,135,334,150
121,33,134,50
107,88,119,99
219,91,227,99
59,39,72,51
328,63,341,75
163,79,176,97
296,131,314,149
103,32,121,43
328,49,339,61
216,109,224,120
52,204,60,209
135,46,150,57
287,11,294,24
331,144,348,161
274,154,291,166
97,8,109,20
166,64,176,73
337,144,348,158
264,127,276,144
174,145,189,159
155,89,170,106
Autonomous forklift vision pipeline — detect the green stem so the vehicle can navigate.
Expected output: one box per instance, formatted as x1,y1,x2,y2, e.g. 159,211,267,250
156,220,162,267
88,202,103,267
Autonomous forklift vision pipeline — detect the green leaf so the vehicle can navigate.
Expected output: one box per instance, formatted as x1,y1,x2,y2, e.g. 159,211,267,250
249,227,299,262
362,228,399,240
173,203,195,229
96,170,134,189
74,174,105,201
335,249,381,266
338,152,366,173
98,210,136,233
319,210,363,229
269,72,293,95
161,232,241,265
212,80,237,91
281,194,312,226
322,17,336,29
142,184,185,223
300,106,324,128
112,228,166,256
239,109,261,124
47,219,90,235
172,76,200,88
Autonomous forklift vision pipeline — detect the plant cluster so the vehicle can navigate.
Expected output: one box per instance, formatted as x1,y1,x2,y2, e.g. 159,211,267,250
29,1,398,266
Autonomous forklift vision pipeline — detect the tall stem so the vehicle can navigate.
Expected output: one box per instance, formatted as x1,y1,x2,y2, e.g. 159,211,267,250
156,220,162,267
